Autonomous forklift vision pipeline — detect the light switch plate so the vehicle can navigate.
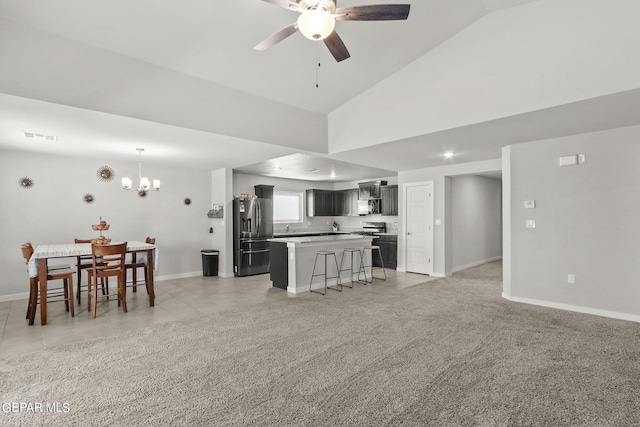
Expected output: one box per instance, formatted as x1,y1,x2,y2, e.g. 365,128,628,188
526,220,536,228
524,200,536,209
559,155,579,166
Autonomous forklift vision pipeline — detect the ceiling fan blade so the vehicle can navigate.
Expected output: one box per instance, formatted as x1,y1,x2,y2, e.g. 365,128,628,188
254,23,299,51
324,31,351,62
260,0,303,12
334,4,411,21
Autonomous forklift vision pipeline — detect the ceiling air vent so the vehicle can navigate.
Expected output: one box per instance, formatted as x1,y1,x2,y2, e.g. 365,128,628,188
23,131,58,141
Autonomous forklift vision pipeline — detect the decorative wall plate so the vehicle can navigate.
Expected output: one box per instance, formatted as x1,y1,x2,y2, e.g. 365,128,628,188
83,193,95,204
97,166,115,182
18,176,34,189
184,198,192,205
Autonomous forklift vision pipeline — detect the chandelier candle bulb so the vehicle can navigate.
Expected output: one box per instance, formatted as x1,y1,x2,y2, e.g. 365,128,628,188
153,180,161,190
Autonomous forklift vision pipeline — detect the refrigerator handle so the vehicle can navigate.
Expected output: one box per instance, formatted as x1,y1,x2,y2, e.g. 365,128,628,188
257,201,261,236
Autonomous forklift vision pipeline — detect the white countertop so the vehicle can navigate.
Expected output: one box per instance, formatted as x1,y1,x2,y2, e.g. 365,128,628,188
268,235,371,244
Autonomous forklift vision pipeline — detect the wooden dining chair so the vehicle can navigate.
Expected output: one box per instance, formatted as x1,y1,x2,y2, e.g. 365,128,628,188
125,237,155,293
21,242,75,325
74,238,107,304
86,242,127,319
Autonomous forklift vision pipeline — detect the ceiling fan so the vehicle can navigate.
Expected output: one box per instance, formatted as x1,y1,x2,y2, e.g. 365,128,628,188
254,0,411,62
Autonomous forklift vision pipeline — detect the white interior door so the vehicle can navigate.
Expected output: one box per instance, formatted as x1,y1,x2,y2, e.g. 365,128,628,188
405,182,434,275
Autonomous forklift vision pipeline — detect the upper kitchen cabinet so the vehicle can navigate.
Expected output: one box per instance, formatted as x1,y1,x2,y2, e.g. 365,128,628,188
358,181,387,200
306,189,334,217
339,189,359,216
381,185,398,216
333,190,344,217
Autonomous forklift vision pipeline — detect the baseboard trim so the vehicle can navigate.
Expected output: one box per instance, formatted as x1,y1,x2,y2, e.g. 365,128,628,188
502,293,640,324
156,271,235,280
0,292,29,303
452,256,503,273
155,271,202,281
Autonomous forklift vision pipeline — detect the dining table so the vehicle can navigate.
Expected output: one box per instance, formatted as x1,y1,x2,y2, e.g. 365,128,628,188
28,241,157,325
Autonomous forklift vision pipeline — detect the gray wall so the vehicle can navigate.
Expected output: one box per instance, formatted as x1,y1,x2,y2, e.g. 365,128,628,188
451,175,502,272
503,128,640,321
1,149,212,301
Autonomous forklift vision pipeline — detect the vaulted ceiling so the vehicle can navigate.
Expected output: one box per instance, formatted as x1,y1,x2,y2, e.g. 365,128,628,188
1,0,639,181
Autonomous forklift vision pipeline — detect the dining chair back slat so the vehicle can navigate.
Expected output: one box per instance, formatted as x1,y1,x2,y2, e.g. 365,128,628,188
87,242,127,319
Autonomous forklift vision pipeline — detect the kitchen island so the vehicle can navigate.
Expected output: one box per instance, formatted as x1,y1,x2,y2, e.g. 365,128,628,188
269,234,373,293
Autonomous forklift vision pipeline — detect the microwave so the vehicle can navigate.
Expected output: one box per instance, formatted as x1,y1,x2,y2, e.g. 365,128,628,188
358,199,381,215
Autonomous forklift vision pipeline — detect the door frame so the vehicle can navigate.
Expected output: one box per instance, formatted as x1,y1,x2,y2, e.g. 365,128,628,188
401,181,434,275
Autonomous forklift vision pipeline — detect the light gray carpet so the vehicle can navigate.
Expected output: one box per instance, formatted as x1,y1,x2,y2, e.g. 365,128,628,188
2,261,640,426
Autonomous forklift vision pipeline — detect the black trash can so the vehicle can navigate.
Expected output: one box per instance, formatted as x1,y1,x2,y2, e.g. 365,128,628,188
201,250,219,276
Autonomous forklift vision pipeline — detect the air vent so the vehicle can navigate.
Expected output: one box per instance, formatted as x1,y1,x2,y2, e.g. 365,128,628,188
23,131,58,141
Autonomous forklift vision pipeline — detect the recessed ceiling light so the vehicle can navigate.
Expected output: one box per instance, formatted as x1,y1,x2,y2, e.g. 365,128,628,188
443,151,455,158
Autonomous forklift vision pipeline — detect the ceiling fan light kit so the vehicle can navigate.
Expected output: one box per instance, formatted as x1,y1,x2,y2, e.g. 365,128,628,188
298,9,335,40
256,0,411,62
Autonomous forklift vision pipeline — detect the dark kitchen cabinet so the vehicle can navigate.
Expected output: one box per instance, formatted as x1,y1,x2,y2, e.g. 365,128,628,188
269,242,288,289
306,189,334,217
373,235,397,269
342,189,359,216
334,190,344,216
381,185,398,216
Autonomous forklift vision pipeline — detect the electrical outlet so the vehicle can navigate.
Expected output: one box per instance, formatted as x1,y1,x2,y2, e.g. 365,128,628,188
568,274,575,284
526,220,536,228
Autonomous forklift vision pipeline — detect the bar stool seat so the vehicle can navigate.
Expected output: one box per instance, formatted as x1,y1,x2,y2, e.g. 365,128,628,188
310,251,342,295
361,245,387,283
339,248,367,288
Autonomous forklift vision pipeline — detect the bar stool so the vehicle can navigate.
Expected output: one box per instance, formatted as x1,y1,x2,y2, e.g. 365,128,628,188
360,245,387,283
309,251,342,295
339,248,367,288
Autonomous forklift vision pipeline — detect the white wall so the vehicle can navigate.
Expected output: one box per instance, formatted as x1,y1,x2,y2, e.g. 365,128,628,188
328,0,640,152
450,175,502,271
503,128,640,321
0,19,328,153
1,149,212,301
399,159,502,276
210,168,234,277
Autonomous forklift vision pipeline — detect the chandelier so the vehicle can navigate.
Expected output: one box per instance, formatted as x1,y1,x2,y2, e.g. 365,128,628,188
121,148,160,197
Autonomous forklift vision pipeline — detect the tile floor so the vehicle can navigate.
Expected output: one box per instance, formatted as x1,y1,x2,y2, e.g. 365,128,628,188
0,269,434,358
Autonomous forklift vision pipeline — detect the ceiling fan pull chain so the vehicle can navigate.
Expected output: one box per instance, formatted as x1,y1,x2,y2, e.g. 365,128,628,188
315,43,320,88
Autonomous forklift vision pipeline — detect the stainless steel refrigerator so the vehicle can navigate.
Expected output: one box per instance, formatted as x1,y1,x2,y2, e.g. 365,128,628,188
233,197,273,276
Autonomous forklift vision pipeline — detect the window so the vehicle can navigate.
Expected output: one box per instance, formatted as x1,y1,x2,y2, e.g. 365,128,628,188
273,190,304,223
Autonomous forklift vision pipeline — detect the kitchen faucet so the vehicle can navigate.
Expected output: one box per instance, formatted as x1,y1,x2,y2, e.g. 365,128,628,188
286,225,289,232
